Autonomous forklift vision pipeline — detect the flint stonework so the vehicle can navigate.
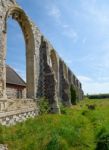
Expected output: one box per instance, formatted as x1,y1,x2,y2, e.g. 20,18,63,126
0,0,83,117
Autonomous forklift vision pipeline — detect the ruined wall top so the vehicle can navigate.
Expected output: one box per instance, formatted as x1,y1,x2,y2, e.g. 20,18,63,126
0,0,83,101
0,0,17,7
0,0,19,22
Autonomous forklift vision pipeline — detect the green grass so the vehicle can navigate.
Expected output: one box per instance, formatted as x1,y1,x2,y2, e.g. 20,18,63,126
1,98,109,150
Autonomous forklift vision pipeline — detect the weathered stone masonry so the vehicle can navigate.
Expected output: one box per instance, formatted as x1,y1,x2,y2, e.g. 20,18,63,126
0,99,38,126
0,0,84,125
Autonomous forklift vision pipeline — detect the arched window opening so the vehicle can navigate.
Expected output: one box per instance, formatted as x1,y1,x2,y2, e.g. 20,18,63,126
3,7,36,99
6,17,26,99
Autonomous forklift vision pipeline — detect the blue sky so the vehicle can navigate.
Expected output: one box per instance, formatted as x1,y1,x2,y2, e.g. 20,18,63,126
7,0,109,94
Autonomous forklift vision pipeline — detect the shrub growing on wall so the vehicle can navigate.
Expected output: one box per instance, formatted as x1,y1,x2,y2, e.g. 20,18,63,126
59,102,67,114
70,85,77,105
38,97,50,115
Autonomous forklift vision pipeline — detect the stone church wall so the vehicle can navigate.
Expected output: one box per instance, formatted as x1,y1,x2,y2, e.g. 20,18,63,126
0,0,84,116
0,108,37,126
6,85,26,99
0,99,38,126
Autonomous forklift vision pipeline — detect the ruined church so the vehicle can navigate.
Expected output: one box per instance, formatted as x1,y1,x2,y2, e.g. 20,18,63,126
0,0,83,125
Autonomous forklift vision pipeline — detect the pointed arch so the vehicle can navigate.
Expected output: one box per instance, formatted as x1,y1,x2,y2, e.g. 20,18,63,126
1,6,37,98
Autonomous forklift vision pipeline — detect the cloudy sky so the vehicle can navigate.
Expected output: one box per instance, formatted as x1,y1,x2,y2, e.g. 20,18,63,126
7,0,109,95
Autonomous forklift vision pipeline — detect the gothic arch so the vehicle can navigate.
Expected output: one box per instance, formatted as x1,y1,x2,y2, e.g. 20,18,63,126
1,6,36,98
0,1,83,112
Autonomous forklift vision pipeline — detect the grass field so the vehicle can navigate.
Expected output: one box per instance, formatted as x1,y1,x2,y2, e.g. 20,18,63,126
1,98,109,150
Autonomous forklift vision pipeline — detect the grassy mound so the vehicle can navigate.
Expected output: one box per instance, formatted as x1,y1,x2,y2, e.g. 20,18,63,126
1,98,109,150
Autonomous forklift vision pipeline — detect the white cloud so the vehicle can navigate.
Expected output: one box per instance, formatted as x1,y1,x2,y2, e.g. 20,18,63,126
65,59,73,65
98,77,109,81
77,75,109,95
83,82,109,95
62,24,70,28
82,38,87,44
62,28,78,42
77,75,92,82
81,0,109,32
47,5,61,20
46,2,78,42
